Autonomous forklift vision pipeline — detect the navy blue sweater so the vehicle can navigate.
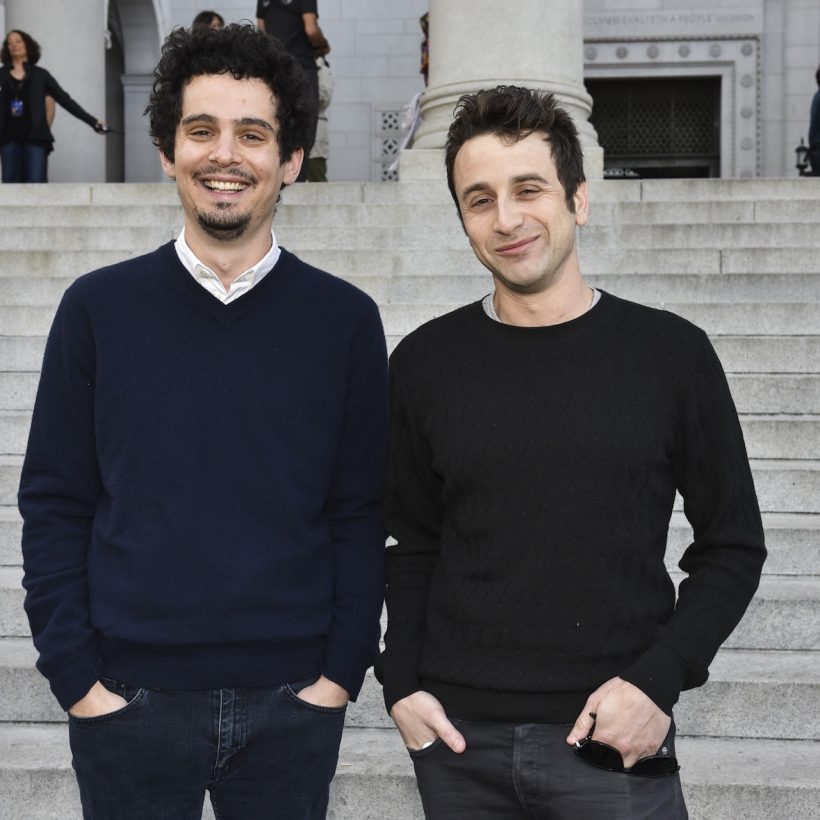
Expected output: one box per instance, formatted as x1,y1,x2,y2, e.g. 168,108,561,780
19,243,388,711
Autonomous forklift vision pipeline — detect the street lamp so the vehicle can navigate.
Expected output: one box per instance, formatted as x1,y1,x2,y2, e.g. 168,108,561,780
795,138,810,176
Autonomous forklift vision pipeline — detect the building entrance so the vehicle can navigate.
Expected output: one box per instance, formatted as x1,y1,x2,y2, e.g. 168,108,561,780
587,77,721,178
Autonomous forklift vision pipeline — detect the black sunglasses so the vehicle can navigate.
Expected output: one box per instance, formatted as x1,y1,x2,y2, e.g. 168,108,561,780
573,713,680,778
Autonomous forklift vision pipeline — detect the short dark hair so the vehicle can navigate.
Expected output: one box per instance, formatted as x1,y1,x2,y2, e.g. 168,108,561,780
445,86,585,214
1,30,41,65
146,23,316,163
816,65,820,87
192,11,224,30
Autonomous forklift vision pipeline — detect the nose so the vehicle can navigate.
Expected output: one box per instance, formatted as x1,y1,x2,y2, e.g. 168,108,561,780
208,132,239,167
493,196,524,234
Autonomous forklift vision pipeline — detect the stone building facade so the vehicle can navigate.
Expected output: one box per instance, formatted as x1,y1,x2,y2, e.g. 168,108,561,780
1,0,817,182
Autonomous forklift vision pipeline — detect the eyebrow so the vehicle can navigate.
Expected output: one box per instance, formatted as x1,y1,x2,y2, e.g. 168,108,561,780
180,113,276,133
460,173,551,202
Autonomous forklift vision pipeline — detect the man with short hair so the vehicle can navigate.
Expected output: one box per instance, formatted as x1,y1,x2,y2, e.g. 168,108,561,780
256,0,329,180
20,24,387,820
377,86,765,819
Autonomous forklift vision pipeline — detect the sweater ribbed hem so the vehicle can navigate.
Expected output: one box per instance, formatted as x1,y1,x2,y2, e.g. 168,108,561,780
423,678,589,724
100,638,324,691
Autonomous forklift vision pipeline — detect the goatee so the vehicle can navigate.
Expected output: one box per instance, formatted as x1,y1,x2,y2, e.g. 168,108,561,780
195,204,252,241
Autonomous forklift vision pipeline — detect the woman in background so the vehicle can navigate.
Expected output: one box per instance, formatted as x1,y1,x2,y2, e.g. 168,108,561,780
0,29,105,183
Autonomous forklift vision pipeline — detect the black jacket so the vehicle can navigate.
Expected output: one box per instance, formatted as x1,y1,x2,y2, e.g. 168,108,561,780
0,62,98,152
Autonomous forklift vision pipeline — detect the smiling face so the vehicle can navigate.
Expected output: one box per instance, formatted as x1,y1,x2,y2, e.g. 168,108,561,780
160,73,302,247
453,132,588,297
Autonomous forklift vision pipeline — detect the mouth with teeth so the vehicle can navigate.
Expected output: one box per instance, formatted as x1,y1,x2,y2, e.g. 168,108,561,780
202,179,249,192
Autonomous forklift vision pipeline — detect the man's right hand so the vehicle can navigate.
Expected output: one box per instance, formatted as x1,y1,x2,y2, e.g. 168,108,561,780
389,690,466,753
67,680,128,718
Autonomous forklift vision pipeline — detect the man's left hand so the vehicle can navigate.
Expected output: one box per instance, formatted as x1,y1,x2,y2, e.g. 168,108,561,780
566,677,671,768
295,674,349,708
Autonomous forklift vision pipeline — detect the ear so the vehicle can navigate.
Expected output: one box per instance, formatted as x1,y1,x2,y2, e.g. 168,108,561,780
573,181,589,227
159,150,176,181
282,147,304,185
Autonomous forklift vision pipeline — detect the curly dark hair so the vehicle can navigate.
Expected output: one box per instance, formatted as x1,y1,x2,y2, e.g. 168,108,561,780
445,86,585,215
1,30,41,65
146,23,316,163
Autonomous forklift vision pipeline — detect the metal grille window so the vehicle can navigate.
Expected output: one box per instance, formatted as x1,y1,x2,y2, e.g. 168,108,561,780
587,78,720,177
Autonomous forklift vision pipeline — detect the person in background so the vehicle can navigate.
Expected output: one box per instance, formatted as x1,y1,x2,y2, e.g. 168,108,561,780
0,30,105,183
20,23,387,819
307,53,332,182
419,12,429,85
809,65,820,176
192,10,225,31
256,0,328,180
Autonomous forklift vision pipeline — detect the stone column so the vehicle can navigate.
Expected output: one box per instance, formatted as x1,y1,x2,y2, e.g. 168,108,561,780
6,0,107,181
402,0,602,180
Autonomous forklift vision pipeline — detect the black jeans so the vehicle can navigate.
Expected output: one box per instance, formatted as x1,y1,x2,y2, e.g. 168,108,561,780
68,677,346,820
410,718,688,820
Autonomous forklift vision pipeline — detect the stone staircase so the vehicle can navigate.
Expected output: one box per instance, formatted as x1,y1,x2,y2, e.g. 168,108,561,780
0,178,819,819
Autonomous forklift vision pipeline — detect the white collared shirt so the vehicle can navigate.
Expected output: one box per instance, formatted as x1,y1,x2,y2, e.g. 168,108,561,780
174,228,282,304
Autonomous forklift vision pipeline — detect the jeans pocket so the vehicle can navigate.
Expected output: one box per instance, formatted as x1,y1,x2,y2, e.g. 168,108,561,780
67,680,147,724
407,737,444,757
284,682,347,715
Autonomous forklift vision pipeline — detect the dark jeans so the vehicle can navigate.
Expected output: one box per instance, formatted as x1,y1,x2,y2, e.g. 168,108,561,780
68,677,346,820
410,718,688,820
0,141,48,182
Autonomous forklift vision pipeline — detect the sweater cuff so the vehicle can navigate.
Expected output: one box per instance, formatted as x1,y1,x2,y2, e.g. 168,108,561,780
52,653,105,712
619,643,689,716
373,649,422,715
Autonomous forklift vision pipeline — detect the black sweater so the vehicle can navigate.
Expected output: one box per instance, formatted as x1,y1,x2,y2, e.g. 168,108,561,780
0,63,98,149
377,292,765,722
19,243,388,710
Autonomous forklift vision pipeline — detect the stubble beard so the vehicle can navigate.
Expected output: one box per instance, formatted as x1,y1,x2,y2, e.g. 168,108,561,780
194,203,252,241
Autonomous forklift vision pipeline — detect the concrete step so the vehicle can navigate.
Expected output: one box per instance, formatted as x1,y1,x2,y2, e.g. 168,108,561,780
0,226,177,253
3,456,817,513
0,250,135,278
0,205,183,228
1,408,816,458
579,223,820,250
2,636,817,741
603,197,820,226
2,333,818,376
720,247,820,275
2,566,816,649
0,506,21,565
711,336,820,374
0,183,180,208
0,723,816,820
666,512,820,576
703,460,820,513
635,176,820,202
673,573,819,651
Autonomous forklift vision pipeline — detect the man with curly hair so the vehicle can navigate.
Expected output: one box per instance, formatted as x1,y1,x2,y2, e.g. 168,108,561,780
19,23,387,819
